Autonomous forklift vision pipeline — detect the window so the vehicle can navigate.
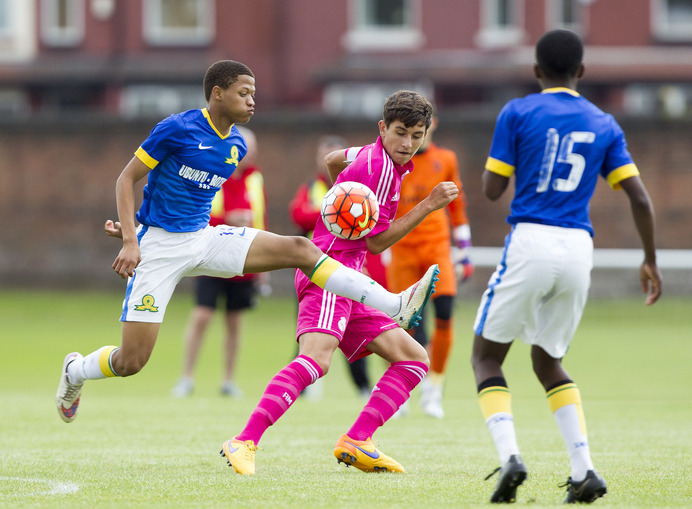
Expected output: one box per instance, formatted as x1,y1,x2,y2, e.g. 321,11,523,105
0,0,35,61
547,0,583,33
143,0,214,46
0,0,10,37
652,0,692,41
41,0,84,46
120,85,204,118
323,81,433,118
475,0,524,48
343,0,424,52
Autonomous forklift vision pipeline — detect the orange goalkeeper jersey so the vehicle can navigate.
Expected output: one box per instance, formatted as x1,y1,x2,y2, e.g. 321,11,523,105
395,142,468,246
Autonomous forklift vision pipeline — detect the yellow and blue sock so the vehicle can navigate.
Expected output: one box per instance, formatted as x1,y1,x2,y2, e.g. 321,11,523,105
478,376,520,466
547,380,594,481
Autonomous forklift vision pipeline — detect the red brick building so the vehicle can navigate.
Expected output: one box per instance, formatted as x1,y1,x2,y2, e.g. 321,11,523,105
0,0,690,292
2,0,692,118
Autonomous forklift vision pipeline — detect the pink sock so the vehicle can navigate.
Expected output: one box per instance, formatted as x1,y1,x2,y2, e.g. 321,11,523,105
237,355,323,444
347,361,428,441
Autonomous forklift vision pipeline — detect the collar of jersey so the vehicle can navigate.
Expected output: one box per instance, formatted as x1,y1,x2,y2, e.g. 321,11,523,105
201,108,233,139
542,87,580,97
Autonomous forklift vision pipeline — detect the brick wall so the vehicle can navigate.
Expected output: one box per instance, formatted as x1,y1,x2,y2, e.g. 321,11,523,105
0,114,688,294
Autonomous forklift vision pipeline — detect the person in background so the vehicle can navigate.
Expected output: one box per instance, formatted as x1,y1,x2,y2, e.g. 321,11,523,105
387,115,473,419
471,30,661,504
289,135,372,399
171,127,268,398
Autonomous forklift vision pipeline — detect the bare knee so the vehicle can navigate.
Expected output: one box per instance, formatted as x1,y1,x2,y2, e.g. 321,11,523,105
111,349,148,377
413,344,430,367
289,236,323,273
298,333,338,376
531,346,569,389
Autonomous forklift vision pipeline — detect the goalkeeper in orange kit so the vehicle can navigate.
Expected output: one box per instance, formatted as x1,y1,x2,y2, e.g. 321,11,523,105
387,115,473,419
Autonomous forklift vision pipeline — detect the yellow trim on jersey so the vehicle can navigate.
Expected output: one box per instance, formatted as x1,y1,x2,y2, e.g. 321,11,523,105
98,346,119,378
547,383,586,434
485,157,515,177
310,255,341,288
210,188,224,218
478,386,512,420
245,172,266,230
309,179,329,208
607,163,640,190
135,146,158,169
202,107,232,139
542,87,580,97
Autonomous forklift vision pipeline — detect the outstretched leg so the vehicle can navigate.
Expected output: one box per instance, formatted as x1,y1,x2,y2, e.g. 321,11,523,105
243,232,438,328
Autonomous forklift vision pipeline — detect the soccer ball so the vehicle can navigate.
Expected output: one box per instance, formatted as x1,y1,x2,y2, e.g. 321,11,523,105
321,181,380,240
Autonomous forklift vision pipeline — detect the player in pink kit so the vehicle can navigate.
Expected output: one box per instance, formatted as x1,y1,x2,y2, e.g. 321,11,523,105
221,90,459,475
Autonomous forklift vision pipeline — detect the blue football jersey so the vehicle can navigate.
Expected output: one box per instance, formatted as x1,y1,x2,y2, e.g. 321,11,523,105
134,108,248,232
485,88,639,236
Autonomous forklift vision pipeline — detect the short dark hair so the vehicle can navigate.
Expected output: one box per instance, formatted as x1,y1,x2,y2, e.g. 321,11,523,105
203,60,254,101
535,30,583,79
382,90,434,130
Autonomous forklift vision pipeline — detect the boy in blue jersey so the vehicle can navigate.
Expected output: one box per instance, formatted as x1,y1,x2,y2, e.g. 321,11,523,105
54,61,439,429
471,30,662,504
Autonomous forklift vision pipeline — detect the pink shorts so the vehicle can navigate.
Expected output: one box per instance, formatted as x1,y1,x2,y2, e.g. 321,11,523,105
295,271,399,362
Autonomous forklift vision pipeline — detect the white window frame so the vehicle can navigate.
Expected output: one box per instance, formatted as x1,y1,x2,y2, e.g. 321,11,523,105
0,0,36,62
475,0,525,49
323,81,434,118
0,0,11,39
343,0,424,52
652,0,692,41
143,0,214,46
41,0,84,47
119,84,204,118
546,0,584,33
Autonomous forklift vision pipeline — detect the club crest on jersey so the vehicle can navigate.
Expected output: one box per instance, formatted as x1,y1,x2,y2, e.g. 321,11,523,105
225,145,240,166
134,294,159,312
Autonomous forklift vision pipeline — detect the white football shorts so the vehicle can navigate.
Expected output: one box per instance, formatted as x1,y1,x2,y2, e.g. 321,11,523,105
120,225,259,323
473,222,593,358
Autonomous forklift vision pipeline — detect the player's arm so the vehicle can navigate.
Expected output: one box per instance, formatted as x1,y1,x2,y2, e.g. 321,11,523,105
324,146,363,184
111,156,152,279
619,175,662,305
324,149,349,184
482,169,510,200
366,181,458,254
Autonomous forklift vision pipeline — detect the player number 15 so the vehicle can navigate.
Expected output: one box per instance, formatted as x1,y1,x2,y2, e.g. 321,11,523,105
537,129,595,193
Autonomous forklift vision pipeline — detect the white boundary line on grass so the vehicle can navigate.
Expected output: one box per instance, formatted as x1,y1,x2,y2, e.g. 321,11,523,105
0,476,80,496
472,247,692,269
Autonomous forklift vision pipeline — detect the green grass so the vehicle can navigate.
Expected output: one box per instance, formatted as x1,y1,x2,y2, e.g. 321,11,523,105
0,290,690,507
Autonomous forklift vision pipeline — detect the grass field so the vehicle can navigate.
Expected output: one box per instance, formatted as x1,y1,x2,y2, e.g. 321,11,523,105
1,289,690,508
